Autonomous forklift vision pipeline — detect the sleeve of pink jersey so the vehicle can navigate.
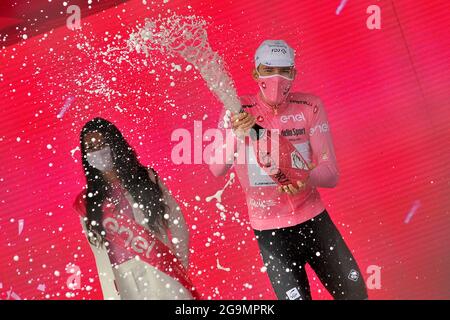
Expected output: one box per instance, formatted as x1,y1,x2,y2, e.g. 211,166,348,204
207,107,239,177
307,98,340,188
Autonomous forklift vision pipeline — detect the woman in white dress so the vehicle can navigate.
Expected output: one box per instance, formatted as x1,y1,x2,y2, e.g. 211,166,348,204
73,117,198,300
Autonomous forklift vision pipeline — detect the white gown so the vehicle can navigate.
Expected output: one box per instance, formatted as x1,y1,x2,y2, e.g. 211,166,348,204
112,258,193,300
81,191,194,300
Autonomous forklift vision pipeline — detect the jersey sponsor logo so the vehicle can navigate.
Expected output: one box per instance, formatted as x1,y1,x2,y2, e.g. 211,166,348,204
247,146,277,187
286,287,302,300
309,122,329,135
280,112,306,123
291,151,309,170
246,142,311,187
103,217,156,259
348,269,360,282
281,127,306,137
271,48,287,54
289,99,313,106
272,170,290,184
249,198,277,209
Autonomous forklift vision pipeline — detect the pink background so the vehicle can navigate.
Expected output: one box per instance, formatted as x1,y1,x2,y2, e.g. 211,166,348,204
1,0,449,299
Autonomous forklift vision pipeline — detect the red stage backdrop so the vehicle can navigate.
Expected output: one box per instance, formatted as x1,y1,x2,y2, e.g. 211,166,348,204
0,0,449,299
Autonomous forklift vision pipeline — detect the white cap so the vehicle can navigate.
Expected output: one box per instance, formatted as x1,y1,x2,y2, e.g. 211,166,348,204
254,40,295,69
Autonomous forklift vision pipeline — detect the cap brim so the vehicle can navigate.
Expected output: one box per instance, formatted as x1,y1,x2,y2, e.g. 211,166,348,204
258,61,294,67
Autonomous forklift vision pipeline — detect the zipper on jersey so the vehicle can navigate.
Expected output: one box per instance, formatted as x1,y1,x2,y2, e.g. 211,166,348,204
272,105,279,115
259,97,297,214
286,191,295,214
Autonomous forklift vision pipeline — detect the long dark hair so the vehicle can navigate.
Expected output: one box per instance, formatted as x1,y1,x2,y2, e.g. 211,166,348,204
80,117,167,245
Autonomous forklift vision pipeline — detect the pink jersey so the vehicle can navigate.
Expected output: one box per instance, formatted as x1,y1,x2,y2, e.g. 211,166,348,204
208,92,339,230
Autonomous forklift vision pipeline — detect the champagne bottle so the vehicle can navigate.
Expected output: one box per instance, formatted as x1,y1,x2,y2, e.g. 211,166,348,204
245,113,310,186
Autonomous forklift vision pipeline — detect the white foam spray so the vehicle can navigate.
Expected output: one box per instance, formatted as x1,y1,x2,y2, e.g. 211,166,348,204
127,14,242,114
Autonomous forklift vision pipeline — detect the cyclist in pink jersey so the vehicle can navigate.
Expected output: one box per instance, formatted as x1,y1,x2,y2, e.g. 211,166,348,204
208,40,367,300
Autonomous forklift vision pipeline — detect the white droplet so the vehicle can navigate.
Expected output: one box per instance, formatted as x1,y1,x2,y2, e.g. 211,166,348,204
37,284,46,292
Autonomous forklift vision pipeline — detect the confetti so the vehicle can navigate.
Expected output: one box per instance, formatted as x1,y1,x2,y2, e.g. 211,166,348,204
18,219,24,235
336,0,349,15
404,200,421,224
216,258,231,272
37,284,46,292
57,96,75,119
6,288,21,300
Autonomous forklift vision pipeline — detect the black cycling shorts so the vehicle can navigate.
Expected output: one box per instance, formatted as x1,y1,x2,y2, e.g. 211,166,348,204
254,210,368,300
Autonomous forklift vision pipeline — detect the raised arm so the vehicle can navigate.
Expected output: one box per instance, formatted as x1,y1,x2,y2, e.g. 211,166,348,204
207,107,254,177
206,108,237,177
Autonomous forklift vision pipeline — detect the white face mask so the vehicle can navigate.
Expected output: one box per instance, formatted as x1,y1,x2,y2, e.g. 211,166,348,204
86,146,114,172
